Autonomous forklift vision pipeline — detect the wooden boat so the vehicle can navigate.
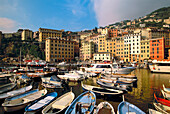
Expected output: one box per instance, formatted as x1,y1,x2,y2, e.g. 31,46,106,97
94,101,115,114
98,78,133,87
161,89,170,100
41,76,62,88
2,89,47,112
42,91,75,114
117,101,145,114
25,92,57,114
163,84,170,93
0,85,32,100
5,89,39,101
0,83,16,94
57,73,84,82
154,93,170,107
153,102,170,114
65,91,96,114
82,83,124,96
149,108,162,114
96,79,131,92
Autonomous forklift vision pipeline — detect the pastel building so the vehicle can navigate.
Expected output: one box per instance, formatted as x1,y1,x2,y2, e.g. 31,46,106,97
21,29,33,41
93,52,112,62
108,29,118,38
80,41,94,61
150,37,164,60
116,37,124,60
140,38,150,62
124,33,141,62
39,28,63,42
45,37,74,62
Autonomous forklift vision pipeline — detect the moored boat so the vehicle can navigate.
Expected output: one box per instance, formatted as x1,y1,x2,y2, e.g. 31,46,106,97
0,83,17,94
117,101,146,114
82,83,124,96
25,92,57,114
41,76,62,88
161,89,170,100
94,101,115,114
154,93,170,107
163,84,170,93
149,108,162,114
0,85,32,100
2,89,47,112
65,91,96,114
42,91,75,114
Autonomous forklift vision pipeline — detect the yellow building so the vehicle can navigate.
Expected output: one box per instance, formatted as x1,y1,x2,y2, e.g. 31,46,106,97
80,41,94,61
164,17,170,24
98,35,106,53
39,28,63,42
116,37,124,61
140,38,150,62
93,52,112,62
45,37,74,62
106,37,116,57
21,29,33,41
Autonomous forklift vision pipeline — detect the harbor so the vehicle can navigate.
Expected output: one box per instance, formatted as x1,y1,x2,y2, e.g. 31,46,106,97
0,66,169,114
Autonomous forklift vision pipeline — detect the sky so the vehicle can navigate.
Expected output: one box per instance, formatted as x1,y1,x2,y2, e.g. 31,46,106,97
0,0,170,33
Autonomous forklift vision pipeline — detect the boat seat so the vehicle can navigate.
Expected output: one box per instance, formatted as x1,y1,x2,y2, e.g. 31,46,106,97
39,96,55,104
52,95,71,109
126,112,136,114
23,92,44,102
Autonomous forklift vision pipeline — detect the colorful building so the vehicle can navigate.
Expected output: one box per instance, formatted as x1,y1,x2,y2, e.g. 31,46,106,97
39,28,63,42
140,38,150,62
93,52,112,62
45,37,74,62
21,29,33,41
108,29,118,38
150,37,164,60
80,41,94,61
116,37,124,61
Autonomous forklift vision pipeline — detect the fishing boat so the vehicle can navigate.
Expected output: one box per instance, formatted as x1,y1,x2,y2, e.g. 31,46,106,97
25,92,57,114
98,78,133,87
163,84,170,93
154,93,170,107
94,101,115,114
2,89,47,112
5,89,39,101
149,108,162,114
117,101,145,114
149,60,170,73
65,91,96,114
153,102,170,114
41,76,62,88
161,89,170,100
42,91,75,114
82,83,124,96
57,72,84,82
0,85,32,100
0,83,16,94
96,79,131,92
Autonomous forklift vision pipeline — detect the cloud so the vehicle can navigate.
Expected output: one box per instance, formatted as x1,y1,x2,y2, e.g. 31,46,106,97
0,18,19,33
91,0,170,27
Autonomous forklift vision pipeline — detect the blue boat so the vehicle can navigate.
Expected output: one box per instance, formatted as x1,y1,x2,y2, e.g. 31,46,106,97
25,92,57,113
117,101,146,114
65,91,96,114
5,89,38,101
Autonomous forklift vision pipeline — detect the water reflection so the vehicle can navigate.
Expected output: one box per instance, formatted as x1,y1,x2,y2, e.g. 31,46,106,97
0,69,170,113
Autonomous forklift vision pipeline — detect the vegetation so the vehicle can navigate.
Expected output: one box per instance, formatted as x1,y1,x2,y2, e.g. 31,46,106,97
0,37,45,60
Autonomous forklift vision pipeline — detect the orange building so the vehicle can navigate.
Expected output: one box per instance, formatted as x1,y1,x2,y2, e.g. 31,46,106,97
150,37,164,60
108,29,118,37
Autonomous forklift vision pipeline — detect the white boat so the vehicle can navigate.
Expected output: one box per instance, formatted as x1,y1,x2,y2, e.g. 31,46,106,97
41,76,62,88
57,71,84,82
149,108,162,114
153,102,170,114
163,84,170,93
42,91,75,114
0,85,32,100
94,101,115,114
149,60,170,73
82,63,134,74
161,89,170,100
2,89,47,112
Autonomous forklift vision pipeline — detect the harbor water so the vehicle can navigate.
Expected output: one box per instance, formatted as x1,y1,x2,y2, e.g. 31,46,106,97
0,68,169,114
